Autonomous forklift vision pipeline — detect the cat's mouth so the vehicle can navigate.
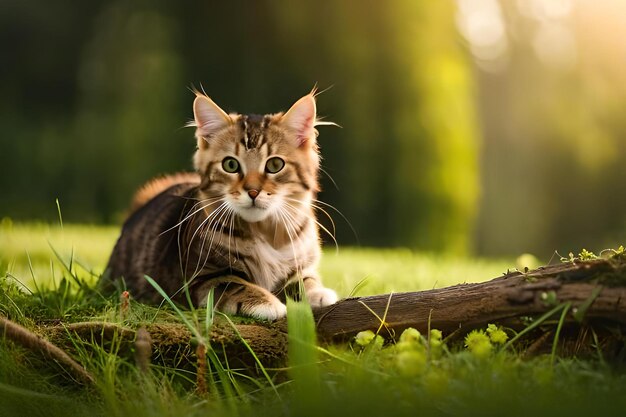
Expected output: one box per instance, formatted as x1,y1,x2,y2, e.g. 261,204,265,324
238,205,270,223
227,194,274,223
248,198,268,209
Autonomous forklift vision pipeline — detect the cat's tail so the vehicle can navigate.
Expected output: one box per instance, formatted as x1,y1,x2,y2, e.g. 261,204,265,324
130,172,201,214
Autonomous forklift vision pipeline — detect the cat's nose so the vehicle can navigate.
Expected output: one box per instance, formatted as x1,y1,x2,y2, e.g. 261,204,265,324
247,189,259,200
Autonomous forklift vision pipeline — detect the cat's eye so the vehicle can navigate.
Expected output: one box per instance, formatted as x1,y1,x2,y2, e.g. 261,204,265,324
265,157,285,174
222,157,240,173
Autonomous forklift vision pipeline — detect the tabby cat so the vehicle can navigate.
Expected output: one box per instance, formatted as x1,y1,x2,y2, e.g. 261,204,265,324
101,91,338,320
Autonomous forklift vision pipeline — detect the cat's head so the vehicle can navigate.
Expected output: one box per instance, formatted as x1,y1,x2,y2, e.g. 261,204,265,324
190,91,324,223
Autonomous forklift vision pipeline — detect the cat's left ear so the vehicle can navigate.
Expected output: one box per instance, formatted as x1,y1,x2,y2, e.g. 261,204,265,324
281,93,317,147
192,94,232,143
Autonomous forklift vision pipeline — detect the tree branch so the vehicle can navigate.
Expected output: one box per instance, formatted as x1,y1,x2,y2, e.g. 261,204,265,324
0,316,94,385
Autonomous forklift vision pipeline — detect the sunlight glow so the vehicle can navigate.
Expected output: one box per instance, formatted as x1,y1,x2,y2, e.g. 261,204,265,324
456,0,509,71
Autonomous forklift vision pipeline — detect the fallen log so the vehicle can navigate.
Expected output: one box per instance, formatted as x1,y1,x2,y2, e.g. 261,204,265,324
28,255,626,371
313,257,626,342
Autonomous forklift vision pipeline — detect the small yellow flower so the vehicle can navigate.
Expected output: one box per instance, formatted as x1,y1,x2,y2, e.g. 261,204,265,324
371,334,384,349
355,330,384,349
399,327,421,344
464,329,492,358
396,341,421,352
355,330,376,347
486,324,508,345
579,248,597,260
430,329,443,342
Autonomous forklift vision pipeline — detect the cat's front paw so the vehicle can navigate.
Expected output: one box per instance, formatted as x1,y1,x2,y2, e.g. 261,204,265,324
245,299,287,321
306,287,338,308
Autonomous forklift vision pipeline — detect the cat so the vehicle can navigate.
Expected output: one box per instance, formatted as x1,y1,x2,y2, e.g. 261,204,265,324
101,90,338,320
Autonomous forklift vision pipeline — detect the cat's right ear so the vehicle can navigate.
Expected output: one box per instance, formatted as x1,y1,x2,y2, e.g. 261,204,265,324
192,94,232,148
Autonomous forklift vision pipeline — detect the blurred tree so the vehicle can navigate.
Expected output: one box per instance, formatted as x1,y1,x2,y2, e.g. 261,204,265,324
1,0,480,254
0,0,105,220
463,0,626,256
387,1,480,253
71,0,185,222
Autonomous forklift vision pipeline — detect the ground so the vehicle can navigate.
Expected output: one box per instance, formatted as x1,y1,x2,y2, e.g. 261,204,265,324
1,222,626,417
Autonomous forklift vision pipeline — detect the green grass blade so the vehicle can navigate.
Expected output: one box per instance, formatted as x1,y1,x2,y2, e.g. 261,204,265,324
573,286,602,322
502,302,568,351
143,275,201,340
217,312,280,398
6,273,34,296
55,198,64,229
551,302,571,365
286,298,321,410
347,275,371,297
47,242,86,291
25,252,42,295
204,288,214,338
144,275,244,403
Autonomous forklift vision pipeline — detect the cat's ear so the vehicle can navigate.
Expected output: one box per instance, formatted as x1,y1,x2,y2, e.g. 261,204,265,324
192,94,232,143
281,93,317,147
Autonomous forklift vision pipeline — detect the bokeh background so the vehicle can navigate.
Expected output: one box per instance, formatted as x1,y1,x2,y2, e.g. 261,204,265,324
1,0,625,258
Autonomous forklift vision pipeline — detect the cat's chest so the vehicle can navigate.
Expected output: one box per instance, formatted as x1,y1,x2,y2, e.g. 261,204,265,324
238,229,318,290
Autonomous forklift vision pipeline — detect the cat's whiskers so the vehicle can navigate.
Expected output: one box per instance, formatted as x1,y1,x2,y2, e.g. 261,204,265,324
227,208,238,272
319,166,339,191
175,197,223,286
286,196,359,244
187,200,228,250
276,207,302,275
311,198,358,242
199,204,236,276
170,199,229,303
214,207,236,274
196,204,234,278
186,197,226,245
284,197,337,238
185,204,221,279
173,203,233,302
282,201,339,253
161,196,223,236
190,202,232,279
272,212,280,247
185,201,229,278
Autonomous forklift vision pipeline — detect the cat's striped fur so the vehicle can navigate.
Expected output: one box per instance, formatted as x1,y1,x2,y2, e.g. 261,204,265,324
101,91,338,320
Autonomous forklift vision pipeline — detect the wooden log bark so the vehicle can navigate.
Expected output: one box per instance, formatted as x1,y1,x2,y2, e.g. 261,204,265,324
312,257,626,342
40,256,626,367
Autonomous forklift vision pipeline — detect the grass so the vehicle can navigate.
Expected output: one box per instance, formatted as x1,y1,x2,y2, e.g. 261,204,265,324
1,221,512,295
2,222,626,417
